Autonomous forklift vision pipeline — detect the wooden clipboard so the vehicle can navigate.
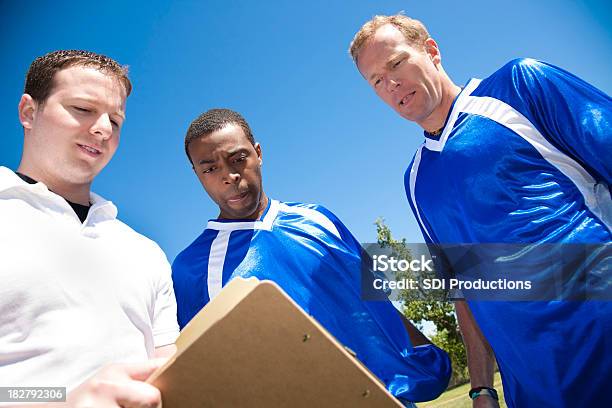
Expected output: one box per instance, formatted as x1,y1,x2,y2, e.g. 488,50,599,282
148,278,403,407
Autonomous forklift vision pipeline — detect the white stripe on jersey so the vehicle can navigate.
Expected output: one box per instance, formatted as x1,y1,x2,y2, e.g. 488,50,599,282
204,200,343,300
425,79,482,152
409,145,434,242
458,91,612,231
207,230,231,300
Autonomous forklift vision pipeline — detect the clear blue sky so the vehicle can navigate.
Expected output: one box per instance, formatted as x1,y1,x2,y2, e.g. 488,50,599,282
1,0,610,262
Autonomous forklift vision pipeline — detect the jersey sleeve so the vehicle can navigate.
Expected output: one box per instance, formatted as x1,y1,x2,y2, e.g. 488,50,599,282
390,343,452,403
314,204,452,401
511,59,612,184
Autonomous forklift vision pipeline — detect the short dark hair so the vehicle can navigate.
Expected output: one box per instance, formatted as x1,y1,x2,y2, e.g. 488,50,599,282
24,50,132,104
184,108,255,165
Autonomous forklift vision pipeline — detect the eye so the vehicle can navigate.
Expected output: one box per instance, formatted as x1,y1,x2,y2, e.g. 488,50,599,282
110,119,120,128
393,59,402,68
373,78,382,88
233,154,247,163
202,166,216,174
72,106,91,113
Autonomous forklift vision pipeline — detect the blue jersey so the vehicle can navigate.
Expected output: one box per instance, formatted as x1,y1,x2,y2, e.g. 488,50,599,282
172,200,451,404
406,59,611,407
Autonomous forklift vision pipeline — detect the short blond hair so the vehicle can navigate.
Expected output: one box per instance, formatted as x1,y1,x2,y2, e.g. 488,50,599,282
349,14,430,64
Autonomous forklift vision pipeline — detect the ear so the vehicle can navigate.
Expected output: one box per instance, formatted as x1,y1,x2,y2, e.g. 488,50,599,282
424,38,442,66
18,94,38,130
254,142,263,166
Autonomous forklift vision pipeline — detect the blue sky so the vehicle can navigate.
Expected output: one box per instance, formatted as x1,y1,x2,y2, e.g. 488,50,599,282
1,0,610,262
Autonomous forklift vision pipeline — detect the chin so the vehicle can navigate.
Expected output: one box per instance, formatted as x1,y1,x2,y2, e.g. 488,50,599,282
399,112,418,122
402,108,431,124
222,205,252,220
71,161,106,180
56,168,96,185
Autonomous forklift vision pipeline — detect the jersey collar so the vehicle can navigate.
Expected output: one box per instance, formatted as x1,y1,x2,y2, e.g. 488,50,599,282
424,78,482,152
206,199,279,231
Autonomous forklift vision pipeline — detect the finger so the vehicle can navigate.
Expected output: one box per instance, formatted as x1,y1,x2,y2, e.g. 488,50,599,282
112,379,162,408
120,359,168,381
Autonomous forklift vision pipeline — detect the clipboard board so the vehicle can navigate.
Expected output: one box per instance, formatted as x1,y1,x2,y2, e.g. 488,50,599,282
148,278,403,407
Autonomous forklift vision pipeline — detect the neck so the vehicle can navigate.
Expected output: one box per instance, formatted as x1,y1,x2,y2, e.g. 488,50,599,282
255,193,270,220
16,162,91,205
419,74,462,134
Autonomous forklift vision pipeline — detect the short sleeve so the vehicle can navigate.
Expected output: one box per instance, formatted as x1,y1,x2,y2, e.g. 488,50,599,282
151,248,180,347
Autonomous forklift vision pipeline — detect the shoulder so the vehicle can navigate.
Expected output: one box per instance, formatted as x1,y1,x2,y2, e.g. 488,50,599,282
172,228,218,271
280,200,327,212
108,218,169,262
279,200,338,222
467,58,577,120
476,58,572,99
487,58,549,82
277,200,343,238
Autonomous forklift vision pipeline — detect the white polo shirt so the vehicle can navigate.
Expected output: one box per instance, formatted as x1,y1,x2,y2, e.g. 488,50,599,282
0,166,179,390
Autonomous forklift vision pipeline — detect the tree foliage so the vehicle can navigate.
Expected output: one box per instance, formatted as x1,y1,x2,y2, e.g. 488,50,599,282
375,218,468,386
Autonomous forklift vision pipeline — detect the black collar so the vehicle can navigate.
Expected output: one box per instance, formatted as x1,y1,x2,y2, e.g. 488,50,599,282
15,171,37,185
14,171,91,222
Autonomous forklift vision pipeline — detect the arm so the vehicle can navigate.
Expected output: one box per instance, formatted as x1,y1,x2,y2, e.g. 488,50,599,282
455,300,499,408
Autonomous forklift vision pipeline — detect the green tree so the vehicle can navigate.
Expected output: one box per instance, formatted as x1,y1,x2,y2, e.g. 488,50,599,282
375,219,468,386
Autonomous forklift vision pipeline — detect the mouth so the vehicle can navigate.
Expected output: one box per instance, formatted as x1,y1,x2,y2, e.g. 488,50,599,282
398,91,416,107
227,190,249,204
77,143,102,158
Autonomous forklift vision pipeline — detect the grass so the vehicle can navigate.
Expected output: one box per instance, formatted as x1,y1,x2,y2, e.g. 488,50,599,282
417,372,506,408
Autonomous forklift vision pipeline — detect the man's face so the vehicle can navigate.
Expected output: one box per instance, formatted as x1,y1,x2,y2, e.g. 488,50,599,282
21,66,126,185
188,124,265,220
357,24,443,126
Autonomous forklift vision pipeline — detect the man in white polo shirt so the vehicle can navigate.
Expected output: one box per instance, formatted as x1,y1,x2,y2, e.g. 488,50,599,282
0,50,179,407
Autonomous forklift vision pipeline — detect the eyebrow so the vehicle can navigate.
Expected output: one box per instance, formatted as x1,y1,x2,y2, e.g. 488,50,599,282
367,51,408,81
197,147,249,165
368,70,381,82
70,96,126,120
227,148,249,157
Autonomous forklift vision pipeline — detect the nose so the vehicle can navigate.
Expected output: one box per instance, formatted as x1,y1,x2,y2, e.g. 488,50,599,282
90,113,113,141
385,77,400,93
223,167,241,185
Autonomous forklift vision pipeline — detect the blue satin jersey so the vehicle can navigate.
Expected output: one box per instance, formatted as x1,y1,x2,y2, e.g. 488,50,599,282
172,200,451,403
406,59,611,407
